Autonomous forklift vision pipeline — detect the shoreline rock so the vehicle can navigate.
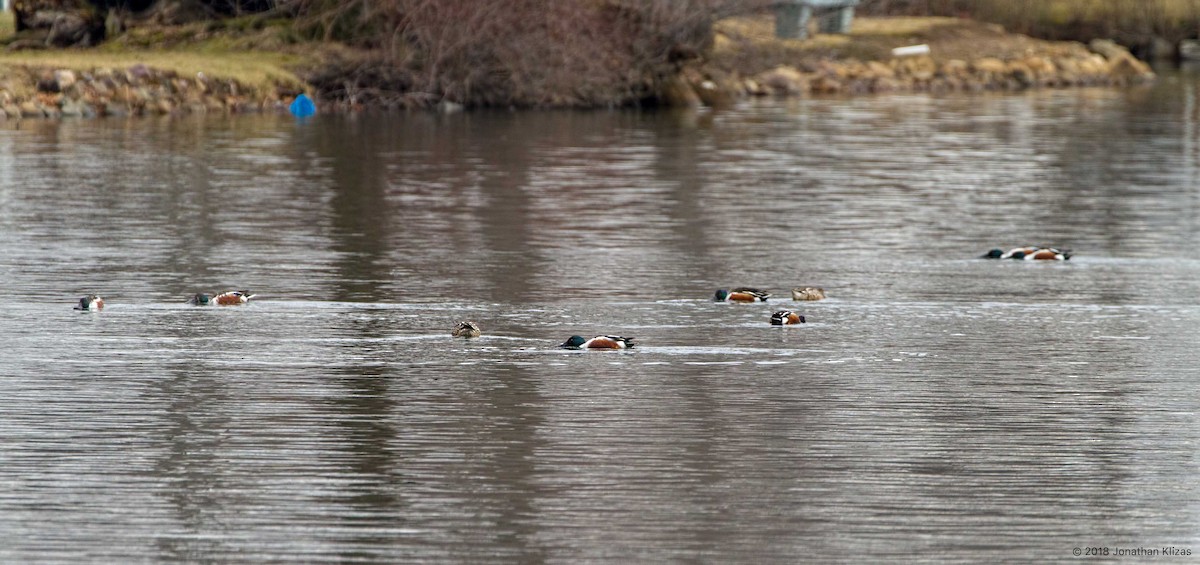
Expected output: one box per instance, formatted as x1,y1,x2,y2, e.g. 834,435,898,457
705,40,1155,103
0,64,296,120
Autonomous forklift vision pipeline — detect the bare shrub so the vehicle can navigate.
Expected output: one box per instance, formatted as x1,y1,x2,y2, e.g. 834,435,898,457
284,0,766,107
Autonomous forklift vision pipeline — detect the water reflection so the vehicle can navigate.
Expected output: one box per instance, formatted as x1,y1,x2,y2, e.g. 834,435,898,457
1,73,1199,561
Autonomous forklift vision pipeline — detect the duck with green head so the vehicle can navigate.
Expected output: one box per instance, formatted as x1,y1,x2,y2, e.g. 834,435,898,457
74,294,104,310
560,335,635,349
714,287,770,302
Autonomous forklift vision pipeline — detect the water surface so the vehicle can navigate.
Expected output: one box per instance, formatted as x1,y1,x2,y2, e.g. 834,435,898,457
1,75,1199,562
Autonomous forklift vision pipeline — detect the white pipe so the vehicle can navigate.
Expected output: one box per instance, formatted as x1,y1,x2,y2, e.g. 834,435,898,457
891,44,931,57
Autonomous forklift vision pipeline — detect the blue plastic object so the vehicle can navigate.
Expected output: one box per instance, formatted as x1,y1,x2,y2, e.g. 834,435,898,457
289,93,316,117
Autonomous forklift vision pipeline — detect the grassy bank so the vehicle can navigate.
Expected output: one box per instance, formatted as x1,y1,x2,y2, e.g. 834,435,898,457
0,50,303,95
702,14,1153,102
0,10,12,39
0,10,306,100
710,15,1080,69
975,0,1200,40
712,16,1087,75
886,0,1200,50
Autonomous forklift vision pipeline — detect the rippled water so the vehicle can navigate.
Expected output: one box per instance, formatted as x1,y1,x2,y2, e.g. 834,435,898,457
2,72,1199,562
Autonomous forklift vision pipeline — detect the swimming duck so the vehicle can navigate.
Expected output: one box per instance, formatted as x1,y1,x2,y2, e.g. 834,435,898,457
74,294,104,310
1013,248,1071,261
189,291,253,305
982,247,1038,259
560,335,635,349
983,246,1071,260
452,320,482,338
770,310,805,325
208,291,255,304
791,287,826,301
714,287,771,302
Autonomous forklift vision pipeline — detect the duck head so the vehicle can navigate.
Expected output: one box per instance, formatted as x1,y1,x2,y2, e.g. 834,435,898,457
452,321,481,337
561,335,587,349
75,294,103,310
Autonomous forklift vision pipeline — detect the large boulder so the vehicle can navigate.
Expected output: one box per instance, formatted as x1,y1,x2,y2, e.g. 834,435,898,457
755,66,808,96
1090,39,1155,83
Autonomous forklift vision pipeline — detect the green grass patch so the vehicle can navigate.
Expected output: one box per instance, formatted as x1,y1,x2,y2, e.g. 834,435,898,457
0,48,306,94
0,11,310,94
970,0,1200,41
0,10,13,41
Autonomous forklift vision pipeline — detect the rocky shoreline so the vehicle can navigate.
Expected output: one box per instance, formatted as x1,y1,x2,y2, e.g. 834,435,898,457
753,40,1153,96
0,39,1158,119
0,64,294,119
668,39,1156,107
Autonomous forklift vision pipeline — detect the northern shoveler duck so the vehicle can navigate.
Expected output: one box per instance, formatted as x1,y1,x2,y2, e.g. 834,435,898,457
983,247,1071,260
74,294,104,310
214,291,254,305
791,287,826,301
714,287,771,302
770,310,805,325
983,247,1037,259
452,320,482,338
560,335,635,349
1014,247,1071,261
189,291,254,305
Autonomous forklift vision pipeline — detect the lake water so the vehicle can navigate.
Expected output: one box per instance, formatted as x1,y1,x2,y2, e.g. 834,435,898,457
1,71,1199,562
